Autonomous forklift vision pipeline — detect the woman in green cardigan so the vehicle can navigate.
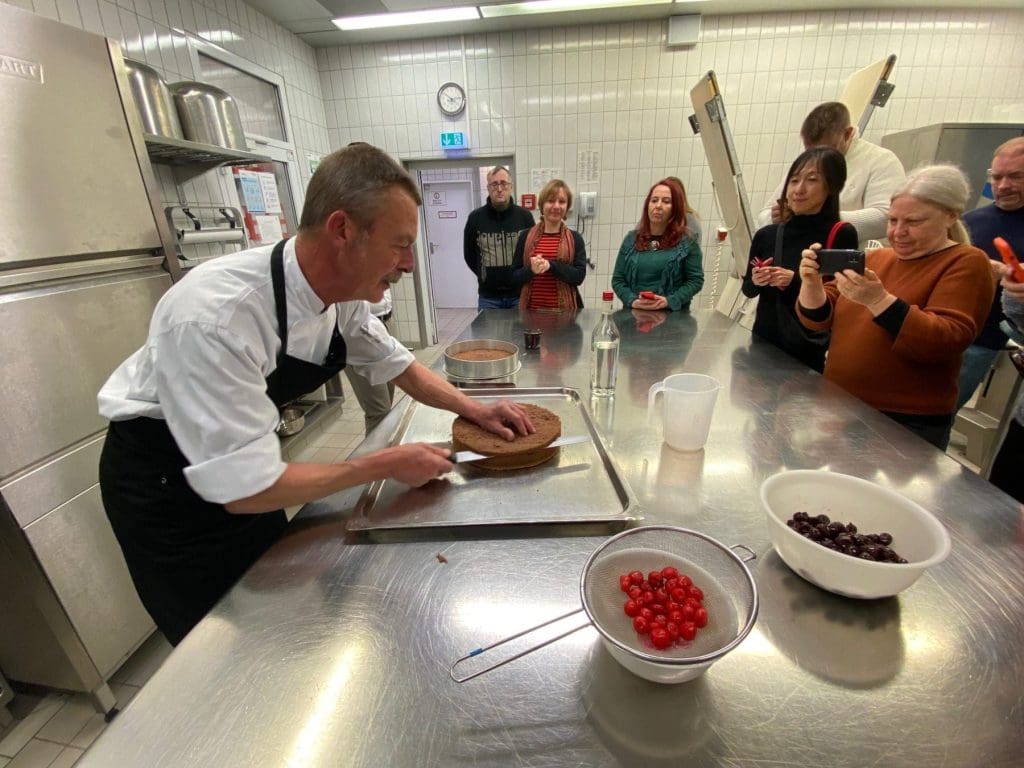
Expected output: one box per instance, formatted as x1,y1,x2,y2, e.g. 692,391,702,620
612,178,704,311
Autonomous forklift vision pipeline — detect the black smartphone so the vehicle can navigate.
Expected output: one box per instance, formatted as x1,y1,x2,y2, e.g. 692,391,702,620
817,249,865,276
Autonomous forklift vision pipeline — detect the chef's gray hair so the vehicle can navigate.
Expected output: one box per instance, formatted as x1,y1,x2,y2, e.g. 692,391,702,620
892,163,971,244
299,143,421,232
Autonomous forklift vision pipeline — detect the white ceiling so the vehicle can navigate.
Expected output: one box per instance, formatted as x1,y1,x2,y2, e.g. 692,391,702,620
242,0,1020,46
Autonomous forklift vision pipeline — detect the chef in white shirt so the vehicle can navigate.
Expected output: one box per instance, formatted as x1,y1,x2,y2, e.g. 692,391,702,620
755,101,905,244
97,143,534,645
344,287,398,435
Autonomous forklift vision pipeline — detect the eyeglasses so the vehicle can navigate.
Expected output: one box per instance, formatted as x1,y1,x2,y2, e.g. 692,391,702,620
987,170,1024,184
488,181,511,190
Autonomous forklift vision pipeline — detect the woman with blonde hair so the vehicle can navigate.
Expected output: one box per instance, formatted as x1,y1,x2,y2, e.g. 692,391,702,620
512,179,586,312
796,163,995,449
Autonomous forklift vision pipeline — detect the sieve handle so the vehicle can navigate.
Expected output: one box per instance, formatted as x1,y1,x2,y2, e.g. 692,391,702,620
450,607,591,683
731,544,757,563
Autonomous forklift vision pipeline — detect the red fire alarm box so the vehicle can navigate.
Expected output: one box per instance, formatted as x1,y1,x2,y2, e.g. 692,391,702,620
521,193,536,210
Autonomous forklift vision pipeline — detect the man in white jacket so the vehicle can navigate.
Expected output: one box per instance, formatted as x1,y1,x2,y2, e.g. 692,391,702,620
755,102,905,244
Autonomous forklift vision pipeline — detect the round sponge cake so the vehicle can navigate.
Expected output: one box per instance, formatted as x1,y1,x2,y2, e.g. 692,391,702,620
452,403,561,470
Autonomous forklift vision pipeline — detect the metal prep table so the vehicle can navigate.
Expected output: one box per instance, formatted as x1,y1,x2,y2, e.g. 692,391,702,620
78,309,1024,767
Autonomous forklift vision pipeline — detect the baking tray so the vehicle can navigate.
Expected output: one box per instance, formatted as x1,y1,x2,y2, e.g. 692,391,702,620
346,388,638,534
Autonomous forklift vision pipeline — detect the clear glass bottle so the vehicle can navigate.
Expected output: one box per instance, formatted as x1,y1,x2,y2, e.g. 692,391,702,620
591,291,620,397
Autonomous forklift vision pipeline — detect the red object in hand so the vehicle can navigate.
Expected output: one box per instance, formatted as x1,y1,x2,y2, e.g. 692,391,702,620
995,237,1024,283
751,257,773,269
639,291,655,300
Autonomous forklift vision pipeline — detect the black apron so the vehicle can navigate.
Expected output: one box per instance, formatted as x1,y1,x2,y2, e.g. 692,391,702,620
99,239,347,645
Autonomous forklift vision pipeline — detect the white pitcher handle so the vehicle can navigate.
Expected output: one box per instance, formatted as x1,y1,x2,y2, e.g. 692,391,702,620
647,381,665,427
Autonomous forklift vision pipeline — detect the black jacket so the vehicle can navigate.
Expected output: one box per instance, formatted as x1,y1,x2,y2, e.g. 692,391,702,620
463,199,536,298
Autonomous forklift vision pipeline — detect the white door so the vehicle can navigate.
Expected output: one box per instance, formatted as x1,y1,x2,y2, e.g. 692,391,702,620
422,181,478,309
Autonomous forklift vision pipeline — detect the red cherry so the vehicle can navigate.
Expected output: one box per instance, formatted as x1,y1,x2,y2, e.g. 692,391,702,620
651,627,671,649
641,590,655,605
681,604,696,622
628,586,642,600
695,607,708,628
666,622,680,642
648,570,664,587
623,600,640,617
661,566,679,580
678,575,693,588
639,607,654,622
668,609,684,624
633,616,650,634
680,622,697,641
688,585,704,602
654,588,669,603
619,575,632,592
629,570,644,586
670,587,687,603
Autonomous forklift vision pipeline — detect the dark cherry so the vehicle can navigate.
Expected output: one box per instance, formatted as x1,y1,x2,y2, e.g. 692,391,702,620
815,514,831,525
845,523,858,534
878,532,893,546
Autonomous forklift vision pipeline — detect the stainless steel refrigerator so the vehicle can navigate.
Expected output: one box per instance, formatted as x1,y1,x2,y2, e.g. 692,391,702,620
0,5,178,713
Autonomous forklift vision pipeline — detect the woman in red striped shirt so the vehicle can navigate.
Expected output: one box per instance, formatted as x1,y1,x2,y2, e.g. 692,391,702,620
513,179,587,312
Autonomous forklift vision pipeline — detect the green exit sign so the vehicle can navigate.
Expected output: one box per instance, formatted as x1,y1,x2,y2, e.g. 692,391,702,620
440,131,468,149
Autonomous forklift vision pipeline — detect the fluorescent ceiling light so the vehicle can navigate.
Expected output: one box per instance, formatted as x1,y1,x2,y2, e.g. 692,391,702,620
480,0,672,17
333,7,480,30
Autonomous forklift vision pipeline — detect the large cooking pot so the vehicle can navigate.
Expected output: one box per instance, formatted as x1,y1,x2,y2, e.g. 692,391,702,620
122,59,184,139
168,81,247,150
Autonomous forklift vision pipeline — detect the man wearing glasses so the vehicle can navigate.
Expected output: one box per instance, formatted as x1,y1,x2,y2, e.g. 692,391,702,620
957,137,1024,411
464,166,536,309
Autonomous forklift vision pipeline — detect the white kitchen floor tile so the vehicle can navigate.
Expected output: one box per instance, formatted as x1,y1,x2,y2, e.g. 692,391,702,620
33,696,94,748
68,713,104,751
6,738,63,768
0,696,64,759
47,747,83,768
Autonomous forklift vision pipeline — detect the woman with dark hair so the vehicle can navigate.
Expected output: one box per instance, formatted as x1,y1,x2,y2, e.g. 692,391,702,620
612,178,704,312
512,178,586,312
741,146,858,372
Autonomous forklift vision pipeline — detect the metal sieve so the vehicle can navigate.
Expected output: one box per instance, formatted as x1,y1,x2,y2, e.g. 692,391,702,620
451,526,758,684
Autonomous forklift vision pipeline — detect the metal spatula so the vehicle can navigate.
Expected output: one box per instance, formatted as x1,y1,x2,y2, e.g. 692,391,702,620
451,434,590,464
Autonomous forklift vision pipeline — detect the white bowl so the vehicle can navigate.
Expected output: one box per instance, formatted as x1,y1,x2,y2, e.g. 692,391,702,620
760,470,951,599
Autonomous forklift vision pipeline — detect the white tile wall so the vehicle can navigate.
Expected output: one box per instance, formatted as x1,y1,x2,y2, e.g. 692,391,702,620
318,9,1024,309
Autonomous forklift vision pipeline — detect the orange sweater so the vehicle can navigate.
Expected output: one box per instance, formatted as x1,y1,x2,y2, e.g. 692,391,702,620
797,243,995,415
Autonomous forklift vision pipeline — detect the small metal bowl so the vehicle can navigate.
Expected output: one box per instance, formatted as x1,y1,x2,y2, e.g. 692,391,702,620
444,339,519,380
276,406,306,437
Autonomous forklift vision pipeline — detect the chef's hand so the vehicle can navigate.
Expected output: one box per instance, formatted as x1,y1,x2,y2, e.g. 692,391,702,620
770,200,785,224
376,443,454,486
750,265,774,287
530,255,550,274
471,400,536,441
632,295,668,310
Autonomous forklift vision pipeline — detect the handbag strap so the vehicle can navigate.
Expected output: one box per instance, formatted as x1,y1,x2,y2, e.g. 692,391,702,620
774,223,785,262
825,221,848,249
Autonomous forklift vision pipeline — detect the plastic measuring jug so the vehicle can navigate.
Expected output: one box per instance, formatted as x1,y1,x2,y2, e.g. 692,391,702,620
647,374,721,451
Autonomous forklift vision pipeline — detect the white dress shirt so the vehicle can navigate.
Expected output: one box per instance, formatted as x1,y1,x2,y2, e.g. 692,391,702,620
98,238,414,504
755,137,907,242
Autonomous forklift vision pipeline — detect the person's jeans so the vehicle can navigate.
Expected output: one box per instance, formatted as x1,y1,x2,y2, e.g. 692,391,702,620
478,295,519,310
956,344,1002,412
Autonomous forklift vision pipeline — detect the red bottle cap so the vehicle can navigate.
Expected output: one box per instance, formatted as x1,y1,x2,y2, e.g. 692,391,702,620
602,290,614,301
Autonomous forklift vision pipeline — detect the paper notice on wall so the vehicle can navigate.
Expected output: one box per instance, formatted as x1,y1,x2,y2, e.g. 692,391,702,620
254,215,283,243
257,172,282,214
238,171,266,213
578,150,600,183
530,168,561,191
428,190,447,205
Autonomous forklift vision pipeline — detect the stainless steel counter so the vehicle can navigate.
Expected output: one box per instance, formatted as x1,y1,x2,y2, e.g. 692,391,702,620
80,309,1024,767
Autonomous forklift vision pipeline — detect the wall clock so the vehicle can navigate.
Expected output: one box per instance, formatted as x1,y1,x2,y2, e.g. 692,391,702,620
437,82,467,117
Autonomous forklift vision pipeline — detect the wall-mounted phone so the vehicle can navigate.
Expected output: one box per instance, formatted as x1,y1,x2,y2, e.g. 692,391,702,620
578,191,598,218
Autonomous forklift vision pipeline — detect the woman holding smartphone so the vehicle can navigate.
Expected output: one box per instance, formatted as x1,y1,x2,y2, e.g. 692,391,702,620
742,146,858,372
612,178,704,312
796,164,994,449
